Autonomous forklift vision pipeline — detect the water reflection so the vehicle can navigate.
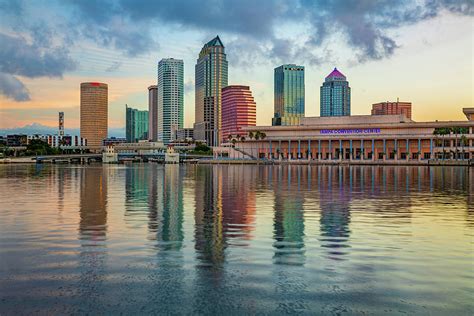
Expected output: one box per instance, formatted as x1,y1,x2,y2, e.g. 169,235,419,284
273,166,306,265
0,164,472,314
319,166,351,260
78,167,108,308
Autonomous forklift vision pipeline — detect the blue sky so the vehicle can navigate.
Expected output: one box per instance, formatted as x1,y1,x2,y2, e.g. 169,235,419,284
0,0,472,129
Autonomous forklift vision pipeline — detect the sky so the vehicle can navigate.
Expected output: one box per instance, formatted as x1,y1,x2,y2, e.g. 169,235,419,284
0,0,473,130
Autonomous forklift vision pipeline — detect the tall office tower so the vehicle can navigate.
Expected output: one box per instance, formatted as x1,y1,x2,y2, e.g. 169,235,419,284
272,64,305,126
194,35,228,146
125,105,149,143
157,58,184,144
80,82,108,151
371,100,412,119
148,85,158,141
58,112,64,136
320,68,351,117
221,85,256,140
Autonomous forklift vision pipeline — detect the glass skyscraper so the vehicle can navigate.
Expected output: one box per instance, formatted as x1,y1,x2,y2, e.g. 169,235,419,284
320,68,351,117
158,58,184,145
125,105,149,143
194,36,228,146
272,64,305,126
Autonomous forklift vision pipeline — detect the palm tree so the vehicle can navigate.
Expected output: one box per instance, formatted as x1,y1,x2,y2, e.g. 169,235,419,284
248,131,254,140
254,131,261,159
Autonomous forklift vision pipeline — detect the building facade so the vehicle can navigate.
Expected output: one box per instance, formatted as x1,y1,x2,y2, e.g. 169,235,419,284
26,134,87,148
235,108,474,161
372,100,412,119
222,85,257,140
157,59,184,144
272,64,305,126
58,112,64,136
194,36,228,146
148,85,158,141
320,68,350,117
175,128,194,142
80,82,108,151
126,105,149,143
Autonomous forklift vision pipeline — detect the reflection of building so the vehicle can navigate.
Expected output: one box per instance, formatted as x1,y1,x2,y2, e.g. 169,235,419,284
320,68,350,117
78,167,108,303
148,85,158,141
194,166,225,268
272,64,305,126
80,82,108,151
80,167,108,239
272,166,306,265
319,167,351,259
126,105,149,143
221,165,256,239
372,100,412,119
158,165,184,250
158,58,184,144
221,85,257,140
194,36,228,146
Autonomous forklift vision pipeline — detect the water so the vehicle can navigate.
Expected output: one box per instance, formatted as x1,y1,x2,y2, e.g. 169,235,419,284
0,164,473,315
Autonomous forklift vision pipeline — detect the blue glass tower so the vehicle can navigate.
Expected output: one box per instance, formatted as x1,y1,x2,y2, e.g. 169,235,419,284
320,68,350,117
272,64,305,126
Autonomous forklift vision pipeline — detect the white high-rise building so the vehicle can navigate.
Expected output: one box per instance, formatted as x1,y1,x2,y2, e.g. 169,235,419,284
157,58,184,144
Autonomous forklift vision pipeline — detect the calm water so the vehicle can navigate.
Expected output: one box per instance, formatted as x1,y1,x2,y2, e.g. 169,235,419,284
0,164,473,315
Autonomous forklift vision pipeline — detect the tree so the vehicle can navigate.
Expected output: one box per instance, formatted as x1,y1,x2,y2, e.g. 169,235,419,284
248,131,254,140
460,134,468,160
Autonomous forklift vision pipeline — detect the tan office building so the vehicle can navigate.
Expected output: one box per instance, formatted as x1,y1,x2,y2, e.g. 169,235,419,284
80,82,108,151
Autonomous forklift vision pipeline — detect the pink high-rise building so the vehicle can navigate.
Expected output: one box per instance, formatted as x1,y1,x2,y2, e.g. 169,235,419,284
221,85,256,141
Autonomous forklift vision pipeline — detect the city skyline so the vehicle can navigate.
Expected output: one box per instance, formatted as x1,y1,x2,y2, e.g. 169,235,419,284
0,1,472,130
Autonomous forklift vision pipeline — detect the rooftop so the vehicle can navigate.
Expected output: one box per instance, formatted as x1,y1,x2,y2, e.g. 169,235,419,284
325,68,346,80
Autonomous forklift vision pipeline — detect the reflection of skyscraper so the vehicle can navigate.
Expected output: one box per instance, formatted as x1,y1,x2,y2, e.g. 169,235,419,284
221,165,257,240
319,166,351,259
194,166,225,268
78,167,108,305
80,167,108,240
273,166,306,265
158,165,184,250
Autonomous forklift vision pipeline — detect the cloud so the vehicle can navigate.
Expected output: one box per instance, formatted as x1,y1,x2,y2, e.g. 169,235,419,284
0,33,76,78
0,72,30,101
0,0,472,101
105,61,122,72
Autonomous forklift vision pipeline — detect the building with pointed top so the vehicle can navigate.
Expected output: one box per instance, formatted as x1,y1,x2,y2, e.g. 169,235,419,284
320,68,351,117
194,35,228,146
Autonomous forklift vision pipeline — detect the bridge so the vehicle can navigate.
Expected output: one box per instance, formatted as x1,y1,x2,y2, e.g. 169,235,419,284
30,152,212,163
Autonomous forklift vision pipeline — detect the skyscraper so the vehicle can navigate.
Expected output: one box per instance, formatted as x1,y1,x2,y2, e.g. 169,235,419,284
80,82,108,151
272,64,305,126
148,85,158,141
157,58,184,144
194,35,228,146
221,85,256,140
125,105,149,143
320,68,351,117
